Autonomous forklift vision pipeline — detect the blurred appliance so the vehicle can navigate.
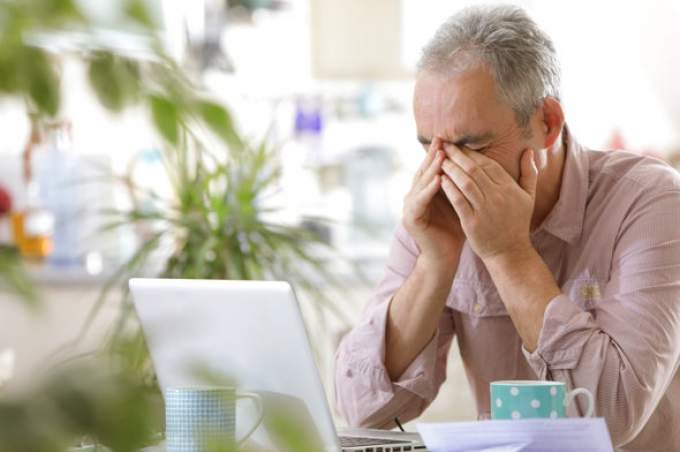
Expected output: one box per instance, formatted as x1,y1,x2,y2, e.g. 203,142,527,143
341,145,397,236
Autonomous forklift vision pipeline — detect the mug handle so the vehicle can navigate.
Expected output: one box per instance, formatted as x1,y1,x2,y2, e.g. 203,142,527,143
235,391,264,447
565,387,594,418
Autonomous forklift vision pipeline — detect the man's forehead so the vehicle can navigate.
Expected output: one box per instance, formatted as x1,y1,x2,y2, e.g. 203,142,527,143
414,67,498,106
414,69,503,145
415,99,498,145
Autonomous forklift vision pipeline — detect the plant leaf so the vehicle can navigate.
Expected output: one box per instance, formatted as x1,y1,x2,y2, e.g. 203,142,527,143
196,100,242,149
149,94,180,145
0,246,39,307
23,47,60,117
88,52,140,112
124,0,154,28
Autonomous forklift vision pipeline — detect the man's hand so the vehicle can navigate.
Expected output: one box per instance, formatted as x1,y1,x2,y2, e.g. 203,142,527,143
385,138,467,380
439,144,538,262
402,138,466,270
438,143,560,351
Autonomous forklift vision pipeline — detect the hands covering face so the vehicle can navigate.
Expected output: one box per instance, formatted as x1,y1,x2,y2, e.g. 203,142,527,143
401,137,466,267
438,142,538,261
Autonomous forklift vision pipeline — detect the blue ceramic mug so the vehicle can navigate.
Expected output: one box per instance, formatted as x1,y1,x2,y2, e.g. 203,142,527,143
165,387,263,452
490,380,594,420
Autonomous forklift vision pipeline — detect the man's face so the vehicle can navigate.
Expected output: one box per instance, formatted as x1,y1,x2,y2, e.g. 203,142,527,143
413,67,541,182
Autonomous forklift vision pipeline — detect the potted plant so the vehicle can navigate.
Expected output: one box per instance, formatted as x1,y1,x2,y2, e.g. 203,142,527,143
0,0,354,450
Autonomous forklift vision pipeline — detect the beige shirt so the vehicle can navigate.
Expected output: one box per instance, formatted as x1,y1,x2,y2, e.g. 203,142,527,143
335,130,680,451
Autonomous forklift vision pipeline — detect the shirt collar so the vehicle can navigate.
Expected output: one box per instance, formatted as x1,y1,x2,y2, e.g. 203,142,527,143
534,125,589,244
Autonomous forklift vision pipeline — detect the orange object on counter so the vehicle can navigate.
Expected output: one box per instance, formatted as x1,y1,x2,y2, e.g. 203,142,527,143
11,210,53,260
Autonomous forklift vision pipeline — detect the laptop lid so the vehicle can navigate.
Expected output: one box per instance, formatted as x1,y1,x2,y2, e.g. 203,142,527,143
129,278,340,451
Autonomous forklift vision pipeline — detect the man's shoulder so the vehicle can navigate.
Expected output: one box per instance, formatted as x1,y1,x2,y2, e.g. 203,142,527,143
586,148,680,199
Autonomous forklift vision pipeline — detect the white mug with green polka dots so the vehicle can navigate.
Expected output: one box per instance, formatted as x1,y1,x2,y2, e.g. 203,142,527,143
490,380,594,420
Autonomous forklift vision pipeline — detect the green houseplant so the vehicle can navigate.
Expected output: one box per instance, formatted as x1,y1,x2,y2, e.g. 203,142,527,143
0,0,354,450
2,0,354,351
78,126,355,377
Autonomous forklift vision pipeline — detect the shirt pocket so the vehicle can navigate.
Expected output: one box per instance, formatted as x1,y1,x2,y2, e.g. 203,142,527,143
562,274,605,311
447,277,509,317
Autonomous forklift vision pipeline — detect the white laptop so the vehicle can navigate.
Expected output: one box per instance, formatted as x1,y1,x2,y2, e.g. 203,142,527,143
129,278,425,452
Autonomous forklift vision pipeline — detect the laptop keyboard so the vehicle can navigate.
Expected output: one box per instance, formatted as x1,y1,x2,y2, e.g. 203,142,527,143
339,435,416,451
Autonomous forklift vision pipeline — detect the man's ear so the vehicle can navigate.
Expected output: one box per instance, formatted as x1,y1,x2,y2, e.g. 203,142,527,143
540,97,565,149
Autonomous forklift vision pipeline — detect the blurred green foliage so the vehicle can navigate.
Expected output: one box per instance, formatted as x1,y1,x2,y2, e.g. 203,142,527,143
0,245,38,305
0,0,81,115
0,0,354,450
0,356,161,452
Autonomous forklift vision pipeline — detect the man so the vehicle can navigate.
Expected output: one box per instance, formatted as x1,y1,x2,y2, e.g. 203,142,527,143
334,5,680,451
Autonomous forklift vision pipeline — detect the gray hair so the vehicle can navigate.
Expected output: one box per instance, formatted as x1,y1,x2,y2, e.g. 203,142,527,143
417,5,561,127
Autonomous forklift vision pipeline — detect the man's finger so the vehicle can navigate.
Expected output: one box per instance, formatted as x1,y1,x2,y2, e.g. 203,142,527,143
411,148,435,185
441,158,485,207
519,148,538,196
441,175,473,220
412,137,443,184
415,150,444,191
443,143,496,189
462,149,510,184
413,147,436,184
413,175,441,214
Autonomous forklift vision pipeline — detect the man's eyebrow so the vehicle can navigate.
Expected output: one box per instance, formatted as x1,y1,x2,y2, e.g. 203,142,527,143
452,132,494,148
417,135,430,146
416,132,494,148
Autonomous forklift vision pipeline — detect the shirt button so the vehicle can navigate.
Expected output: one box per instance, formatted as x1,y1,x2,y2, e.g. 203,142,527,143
473,303,482,314
345,369,353,378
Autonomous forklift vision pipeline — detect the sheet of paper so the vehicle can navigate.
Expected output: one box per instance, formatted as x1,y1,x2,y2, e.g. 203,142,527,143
417,417,613,452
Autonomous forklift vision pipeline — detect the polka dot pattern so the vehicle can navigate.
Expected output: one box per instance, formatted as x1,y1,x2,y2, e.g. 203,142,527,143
490,382,567,420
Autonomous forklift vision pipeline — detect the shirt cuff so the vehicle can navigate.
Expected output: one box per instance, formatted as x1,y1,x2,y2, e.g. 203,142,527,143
340,297,441,402
392,327,440,401
522,294,595,375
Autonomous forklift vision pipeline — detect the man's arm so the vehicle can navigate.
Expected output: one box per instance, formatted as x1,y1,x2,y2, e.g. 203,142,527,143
336,138,465,427
385,255,458,379
385,138,466,379
482,247,560,351
439,143,551,349
439,142,680,446
517,189,680,445
334,226,457,428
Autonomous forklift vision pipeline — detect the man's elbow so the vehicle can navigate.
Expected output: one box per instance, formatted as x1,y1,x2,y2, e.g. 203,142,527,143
605,391,657,447
335,391,364,428
334,385,391,429
341,393,431,432
609,418,646,448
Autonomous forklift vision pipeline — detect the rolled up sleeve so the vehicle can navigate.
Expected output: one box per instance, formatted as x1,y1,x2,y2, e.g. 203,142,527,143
334,225,456,428
522,190,680,447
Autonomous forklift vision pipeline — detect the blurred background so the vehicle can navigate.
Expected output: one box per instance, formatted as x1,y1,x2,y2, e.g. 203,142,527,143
1,0,680,435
